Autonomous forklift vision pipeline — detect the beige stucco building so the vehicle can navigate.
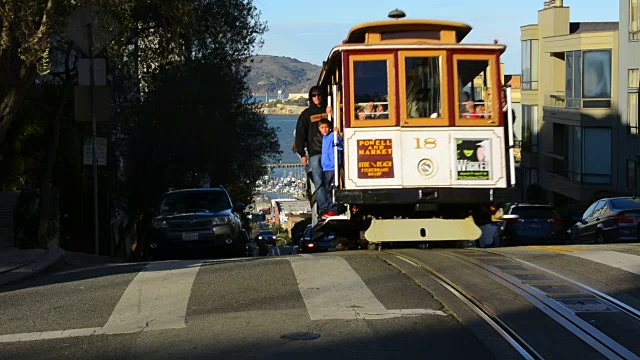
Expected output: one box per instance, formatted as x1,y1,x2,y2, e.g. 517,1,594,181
619,0,640,195
520,0,619,208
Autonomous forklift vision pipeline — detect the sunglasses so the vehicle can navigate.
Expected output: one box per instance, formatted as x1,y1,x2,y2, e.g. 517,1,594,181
311,93,322,98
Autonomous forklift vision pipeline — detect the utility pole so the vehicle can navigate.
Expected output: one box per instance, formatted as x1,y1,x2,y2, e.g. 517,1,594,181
67,5,118,256
88,23,99,256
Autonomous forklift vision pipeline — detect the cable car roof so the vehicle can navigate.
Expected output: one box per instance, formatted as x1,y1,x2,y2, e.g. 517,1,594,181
344,19,472,44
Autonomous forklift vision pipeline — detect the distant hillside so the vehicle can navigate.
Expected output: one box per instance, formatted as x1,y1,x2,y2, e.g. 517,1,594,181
246,55,321,96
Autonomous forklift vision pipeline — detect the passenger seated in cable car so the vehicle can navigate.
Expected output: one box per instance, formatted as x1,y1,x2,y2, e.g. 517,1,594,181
375,104,389,118
355,106,366,120
365,102,376,119
474,102,486,118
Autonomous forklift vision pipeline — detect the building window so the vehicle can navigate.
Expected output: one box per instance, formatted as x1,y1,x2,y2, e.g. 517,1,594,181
565,50,612,109
631,0,640,41
582,128,612,184
525,167,538,188
628,160,639,190
522,105,538,153
558,126,612,184
521,40,539,90
565,126,582,182
583,51,612,108
629,69,639,134
565,51,581,108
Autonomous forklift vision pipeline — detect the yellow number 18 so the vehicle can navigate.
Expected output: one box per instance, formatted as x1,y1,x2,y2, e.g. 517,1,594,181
414,138,437,149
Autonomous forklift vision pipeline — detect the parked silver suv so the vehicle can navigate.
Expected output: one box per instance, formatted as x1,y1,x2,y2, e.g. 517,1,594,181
148,187,246,259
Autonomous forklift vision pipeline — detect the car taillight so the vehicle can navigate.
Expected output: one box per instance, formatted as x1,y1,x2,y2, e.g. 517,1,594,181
506,218,518,225
614,212,634,224
554,218,563,225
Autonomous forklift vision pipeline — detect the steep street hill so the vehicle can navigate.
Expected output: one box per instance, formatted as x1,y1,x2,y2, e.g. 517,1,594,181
247,55,322,96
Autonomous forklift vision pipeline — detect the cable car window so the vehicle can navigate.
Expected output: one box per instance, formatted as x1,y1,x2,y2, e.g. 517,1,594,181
456,59,493,121
405,57,441,119
353,60,389,120
381,31,440,41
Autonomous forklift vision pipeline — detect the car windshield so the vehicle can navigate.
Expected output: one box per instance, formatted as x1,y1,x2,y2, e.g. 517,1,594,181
511,206,555,219
259,231,275,236
158,191,230,215
610,198,640,210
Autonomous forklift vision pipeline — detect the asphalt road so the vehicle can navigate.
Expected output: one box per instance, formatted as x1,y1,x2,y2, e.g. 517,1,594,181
0,243,639,359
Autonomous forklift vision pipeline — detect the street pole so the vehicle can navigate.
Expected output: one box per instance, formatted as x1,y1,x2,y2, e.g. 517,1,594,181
88,23,99,255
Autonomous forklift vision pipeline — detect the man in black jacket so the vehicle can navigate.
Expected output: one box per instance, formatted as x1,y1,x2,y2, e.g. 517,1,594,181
295,86,331,217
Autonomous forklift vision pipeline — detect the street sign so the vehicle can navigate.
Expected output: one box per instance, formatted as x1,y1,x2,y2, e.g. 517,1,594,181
83,137,107,166
78,58,106,86
65,6,119,56
74,86,111,122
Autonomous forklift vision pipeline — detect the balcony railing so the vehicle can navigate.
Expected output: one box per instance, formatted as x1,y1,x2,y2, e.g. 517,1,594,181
544,92,611,109
542,152,611,184
543,92,565,107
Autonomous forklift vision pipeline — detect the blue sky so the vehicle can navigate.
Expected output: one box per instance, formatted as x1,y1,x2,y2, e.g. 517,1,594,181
254,0,619,74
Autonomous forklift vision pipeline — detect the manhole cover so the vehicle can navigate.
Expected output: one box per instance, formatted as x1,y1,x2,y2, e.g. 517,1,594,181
283,332,321,340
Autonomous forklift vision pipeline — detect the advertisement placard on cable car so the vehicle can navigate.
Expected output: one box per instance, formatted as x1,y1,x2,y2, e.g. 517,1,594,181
449,129,506,187
456,139,491,180
344,129,403,188
356,138,395,179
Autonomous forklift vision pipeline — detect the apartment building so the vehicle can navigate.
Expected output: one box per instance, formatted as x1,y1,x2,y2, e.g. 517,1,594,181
619,0,640,194
520,0,619,207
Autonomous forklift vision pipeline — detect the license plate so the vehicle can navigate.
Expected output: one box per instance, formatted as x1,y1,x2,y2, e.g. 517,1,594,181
182,232,199,241
530,224,542,229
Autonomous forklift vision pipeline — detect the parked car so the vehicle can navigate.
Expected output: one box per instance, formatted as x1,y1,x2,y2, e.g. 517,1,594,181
496,203,566,246
299,225,336,253
146,187,246,259
568,197,640,244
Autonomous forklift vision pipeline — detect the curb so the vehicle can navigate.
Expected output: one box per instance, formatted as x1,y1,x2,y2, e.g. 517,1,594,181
0,247,66,287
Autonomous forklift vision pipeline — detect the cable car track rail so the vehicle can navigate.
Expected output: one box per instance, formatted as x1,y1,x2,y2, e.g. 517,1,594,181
385,250,640,360
385,251,541,360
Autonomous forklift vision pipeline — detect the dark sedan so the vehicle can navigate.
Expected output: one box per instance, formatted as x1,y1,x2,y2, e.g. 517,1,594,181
568,197,640,244
255,230,277,245
299,225,337,253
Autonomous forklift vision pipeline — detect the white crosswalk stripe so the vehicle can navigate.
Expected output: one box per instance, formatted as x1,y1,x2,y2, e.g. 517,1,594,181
570,250,640,276
99,260,201,334
0,260,201,343
289,256,446,320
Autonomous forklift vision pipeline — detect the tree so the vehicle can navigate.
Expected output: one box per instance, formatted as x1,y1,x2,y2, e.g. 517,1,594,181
0,0,58,147
3,0,280,254
128,59,280,210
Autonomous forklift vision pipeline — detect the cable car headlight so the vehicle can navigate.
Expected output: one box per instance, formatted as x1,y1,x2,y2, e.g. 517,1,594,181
418,158,436,177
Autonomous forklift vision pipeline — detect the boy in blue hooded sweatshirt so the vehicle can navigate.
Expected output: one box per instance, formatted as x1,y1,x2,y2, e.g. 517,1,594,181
318,118,342,218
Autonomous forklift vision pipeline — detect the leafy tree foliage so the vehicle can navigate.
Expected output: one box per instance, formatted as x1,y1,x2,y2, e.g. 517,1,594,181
2,0,281,252
129,60,279,209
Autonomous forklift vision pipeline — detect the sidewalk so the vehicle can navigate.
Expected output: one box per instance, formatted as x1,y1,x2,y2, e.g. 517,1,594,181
0,242,124,287
0,245,65,287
